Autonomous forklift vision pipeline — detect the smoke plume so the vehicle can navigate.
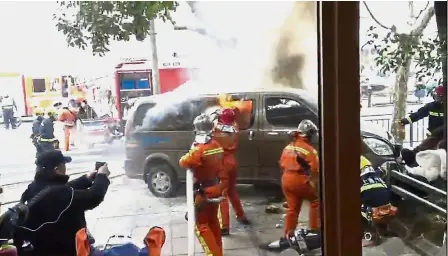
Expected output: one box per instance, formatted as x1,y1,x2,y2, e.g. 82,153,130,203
140,2,318,129
185,1,318,92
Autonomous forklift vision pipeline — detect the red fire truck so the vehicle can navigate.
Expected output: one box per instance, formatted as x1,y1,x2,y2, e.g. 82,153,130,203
113,57,198,123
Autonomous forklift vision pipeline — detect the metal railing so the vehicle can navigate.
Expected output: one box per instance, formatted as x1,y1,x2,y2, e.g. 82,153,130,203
361,111,427,147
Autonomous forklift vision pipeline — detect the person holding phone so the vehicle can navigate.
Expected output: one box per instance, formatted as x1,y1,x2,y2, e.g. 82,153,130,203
14,150,110,256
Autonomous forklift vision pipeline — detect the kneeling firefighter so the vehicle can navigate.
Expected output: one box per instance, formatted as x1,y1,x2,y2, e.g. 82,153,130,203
179,113,225,256
38,110,59,152
31,109,44,157
212,107,250,236
281,119,320,240
360,155,398,246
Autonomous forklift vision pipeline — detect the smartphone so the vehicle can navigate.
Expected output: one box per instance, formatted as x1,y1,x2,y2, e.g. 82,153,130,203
95,162,107,171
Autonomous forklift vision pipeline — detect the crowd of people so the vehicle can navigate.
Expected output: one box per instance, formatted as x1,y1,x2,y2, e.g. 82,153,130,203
29,99,99,156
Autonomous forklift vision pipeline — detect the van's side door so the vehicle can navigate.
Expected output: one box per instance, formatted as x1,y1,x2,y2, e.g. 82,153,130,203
258,93,318,183
230,92,261,183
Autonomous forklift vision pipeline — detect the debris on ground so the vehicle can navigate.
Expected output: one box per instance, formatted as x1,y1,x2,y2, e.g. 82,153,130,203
266,205,281,214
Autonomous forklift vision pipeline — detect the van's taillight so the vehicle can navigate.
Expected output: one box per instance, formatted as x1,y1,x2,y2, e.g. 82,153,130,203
124,118,133,137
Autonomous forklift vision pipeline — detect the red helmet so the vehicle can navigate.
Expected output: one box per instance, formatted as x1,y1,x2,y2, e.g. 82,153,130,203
435,85,444,97
218,108,236,126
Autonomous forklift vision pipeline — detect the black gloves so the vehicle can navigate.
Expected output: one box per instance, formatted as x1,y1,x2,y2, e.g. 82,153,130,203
400,118,410,125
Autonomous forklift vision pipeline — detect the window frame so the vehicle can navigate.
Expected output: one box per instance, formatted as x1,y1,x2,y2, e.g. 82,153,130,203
32,78,46,93
264,96,316,129
319,2,361,255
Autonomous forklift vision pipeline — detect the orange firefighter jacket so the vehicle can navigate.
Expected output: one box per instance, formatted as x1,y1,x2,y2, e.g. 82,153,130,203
179,139,224,183
279,137,319,184
58,108,76,123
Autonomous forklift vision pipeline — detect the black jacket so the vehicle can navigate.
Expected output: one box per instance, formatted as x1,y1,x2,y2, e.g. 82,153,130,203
360,168,390,208
14,171,110,256
39,117,55,139
403,101,444,133
31,117,43,136
78,106,97,120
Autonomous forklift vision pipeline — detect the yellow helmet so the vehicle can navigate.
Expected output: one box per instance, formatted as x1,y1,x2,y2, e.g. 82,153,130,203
360,155,371,169
47,109,56,116
34,108,44,116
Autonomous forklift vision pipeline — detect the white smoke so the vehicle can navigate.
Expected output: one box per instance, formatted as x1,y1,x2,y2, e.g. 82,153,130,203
141,2,318,128
184,1,318,92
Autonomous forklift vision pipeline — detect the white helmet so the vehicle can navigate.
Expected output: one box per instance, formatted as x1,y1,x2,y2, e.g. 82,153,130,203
297,119,318,138
193,113,214,134
193,113,214,143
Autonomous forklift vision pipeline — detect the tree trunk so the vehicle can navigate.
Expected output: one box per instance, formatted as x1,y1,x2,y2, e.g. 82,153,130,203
390,7,435,144
391,56,412,144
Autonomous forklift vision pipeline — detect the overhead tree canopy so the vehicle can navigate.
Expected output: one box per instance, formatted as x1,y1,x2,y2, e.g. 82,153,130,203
363,1,441,143
364,1,443,80
54,1,179,56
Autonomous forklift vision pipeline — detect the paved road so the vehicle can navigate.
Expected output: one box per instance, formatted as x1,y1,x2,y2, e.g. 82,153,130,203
0,123,126,202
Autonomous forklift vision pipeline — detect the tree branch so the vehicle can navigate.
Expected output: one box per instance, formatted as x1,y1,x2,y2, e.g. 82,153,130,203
411,6,435,36
415,1,430,21
362,1,393,30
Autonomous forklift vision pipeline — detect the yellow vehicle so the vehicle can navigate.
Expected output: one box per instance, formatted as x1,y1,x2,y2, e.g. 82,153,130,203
24,75,76,115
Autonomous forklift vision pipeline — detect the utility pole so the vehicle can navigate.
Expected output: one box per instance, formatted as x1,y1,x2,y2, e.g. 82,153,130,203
149,19,160,95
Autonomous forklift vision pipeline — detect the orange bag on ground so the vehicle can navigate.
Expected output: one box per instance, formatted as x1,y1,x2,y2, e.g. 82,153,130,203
143,226,166,256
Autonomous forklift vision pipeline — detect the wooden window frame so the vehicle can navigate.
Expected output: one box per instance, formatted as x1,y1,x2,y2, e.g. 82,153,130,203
319,2,362,255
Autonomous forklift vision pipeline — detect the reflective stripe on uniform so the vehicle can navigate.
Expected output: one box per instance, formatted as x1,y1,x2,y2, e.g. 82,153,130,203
361,210,369,221
429,111,444,117
218,205,223,228
361,183,386,192
39,138,57,142
406,116,413,123
195,226,213,256
360,166,376,176
285,145,310,155
180,147,199,161
203,148,224,156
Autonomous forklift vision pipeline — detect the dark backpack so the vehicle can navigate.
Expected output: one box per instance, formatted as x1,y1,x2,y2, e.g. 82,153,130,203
0,187,55,240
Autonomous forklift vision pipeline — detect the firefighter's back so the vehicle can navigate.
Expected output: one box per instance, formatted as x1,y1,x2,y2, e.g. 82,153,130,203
193,139,224,182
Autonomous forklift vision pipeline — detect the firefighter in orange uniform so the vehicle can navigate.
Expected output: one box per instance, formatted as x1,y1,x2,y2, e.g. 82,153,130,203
57,100,77,151
212,108,250,236
179,113,224,256
280,119,320,240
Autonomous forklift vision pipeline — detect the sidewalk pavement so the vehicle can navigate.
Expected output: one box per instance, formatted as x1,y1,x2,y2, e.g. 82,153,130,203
86,178,420,256
86,178,292,256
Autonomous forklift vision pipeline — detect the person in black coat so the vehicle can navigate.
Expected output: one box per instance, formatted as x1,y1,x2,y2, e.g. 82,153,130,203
14,150,110,256
78,100,97,120
31,110,44,157
38,110,58,152
400,85,444,136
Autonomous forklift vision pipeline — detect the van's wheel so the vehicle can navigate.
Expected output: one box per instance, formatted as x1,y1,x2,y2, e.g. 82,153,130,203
145,163,179,198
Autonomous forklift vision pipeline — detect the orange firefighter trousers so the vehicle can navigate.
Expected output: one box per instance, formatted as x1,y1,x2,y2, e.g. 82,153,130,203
282,172,320,237
219,154,245,230
63,127,73,151
195,185,223,256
